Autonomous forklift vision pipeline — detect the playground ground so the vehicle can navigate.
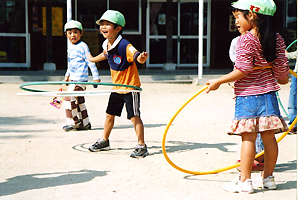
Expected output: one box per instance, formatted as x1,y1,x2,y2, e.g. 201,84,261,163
0,80,296,200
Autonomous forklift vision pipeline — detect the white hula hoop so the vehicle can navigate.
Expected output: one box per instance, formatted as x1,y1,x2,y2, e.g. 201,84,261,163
17,89,141,97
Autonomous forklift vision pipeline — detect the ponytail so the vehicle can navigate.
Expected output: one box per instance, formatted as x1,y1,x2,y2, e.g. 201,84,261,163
256,14,277,63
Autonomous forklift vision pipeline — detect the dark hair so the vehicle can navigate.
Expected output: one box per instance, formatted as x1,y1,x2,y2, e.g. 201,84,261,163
255,14,276,63
232,7,277,63
65,28,82,33
113,23,123,35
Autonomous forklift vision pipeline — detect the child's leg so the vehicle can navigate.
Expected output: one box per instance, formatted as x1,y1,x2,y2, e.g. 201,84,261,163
240,132,257,182
130,116,145,145
64,95,80,127
102,113,115,141
77,96,89,126
64,84,86,127
260,130,278,178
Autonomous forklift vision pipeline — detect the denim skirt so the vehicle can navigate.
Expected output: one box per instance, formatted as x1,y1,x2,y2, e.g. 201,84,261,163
229,91,288,135
234,91,281,120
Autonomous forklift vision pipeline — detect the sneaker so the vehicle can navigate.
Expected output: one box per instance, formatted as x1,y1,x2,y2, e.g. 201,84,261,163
77,122,92,131
130,144,149,158
63,125,77,132
252,173,277,190
236,160,264,172
88,139,110,152
222,176,254,194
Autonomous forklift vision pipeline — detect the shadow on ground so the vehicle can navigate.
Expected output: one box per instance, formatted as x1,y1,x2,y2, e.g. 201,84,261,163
0,116,57,126
0,170,108,197
151,140,237,156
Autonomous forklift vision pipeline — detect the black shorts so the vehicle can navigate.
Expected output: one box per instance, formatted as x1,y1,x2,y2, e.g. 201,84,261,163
106,92,141,119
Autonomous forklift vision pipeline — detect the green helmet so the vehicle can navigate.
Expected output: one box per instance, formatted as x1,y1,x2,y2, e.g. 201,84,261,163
96,10,125,27
232,0,276,16
64,20,83,32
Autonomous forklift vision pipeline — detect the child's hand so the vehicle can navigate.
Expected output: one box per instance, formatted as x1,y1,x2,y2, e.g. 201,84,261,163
137,52,148,64
93,79,101,88
64,76,70,82
205,79,221,93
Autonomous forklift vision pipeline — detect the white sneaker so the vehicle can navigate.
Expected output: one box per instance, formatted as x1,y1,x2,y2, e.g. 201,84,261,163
252,173,277,190
222,176,254,194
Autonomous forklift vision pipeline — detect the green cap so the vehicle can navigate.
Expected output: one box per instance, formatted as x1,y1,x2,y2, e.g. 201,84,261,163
96,10,125,27
64,20,83,31
232,0,276,16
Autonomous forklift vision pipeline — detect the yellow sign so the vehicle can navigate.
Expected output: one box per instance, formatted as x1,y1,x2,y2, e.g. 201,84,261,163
43,7,63,36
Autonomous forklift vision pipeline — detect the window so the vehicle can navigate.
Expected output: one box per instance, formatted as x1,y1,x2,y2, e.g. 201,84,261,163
76,0,141,34
0,0,25,33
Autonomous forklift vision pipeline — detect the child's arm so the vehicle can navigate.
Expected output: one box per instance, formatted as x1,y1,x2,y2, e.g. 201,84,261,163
137,52,148,64
87,52,106,63
205,69,247,93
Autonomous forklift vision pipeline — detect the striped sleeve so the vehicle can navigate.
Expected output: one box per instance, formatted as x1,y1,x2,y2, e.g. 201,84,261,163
234,35,254,74
272,34,289,80
82,43,100,80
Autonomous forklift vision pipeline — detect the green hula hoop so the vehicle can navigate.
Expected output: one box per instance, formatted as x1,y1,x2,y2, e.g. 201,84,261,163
19,81,142,93
286,39,297,51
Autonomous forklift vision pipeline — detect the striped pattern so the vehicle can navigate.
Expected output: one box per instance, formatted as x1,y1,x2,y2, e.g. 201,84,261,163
65,41,100,82
132,92,140,117
64,84,89,126
234,32,289,96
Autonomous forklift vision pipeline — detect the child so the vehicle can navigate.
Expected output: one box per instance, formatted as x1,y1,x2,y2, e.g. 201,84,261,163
286,49,297,134
229,15,265,172
87,10,149,158
63,20,101,132
206,0,289,194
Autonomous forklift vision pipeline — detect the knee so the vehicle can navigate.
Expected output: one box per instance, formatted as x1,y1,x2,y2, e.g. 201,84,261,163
130,116,142,124
106,113,115,121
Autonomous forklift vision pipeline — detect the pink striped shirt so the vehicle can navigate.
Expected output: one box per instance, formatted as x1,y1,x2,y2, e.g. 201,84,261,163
234,32,289,96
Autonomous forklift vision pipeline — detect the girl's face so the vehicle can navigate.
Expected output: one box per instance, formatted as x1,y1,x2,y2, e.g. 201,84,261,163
65,29,83,44
100,20,121,41
233,11,252,34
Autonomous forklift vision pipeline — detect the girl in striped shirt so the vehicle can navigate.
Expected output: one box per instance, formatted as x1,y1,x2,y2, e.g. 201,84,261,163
206,0,289,193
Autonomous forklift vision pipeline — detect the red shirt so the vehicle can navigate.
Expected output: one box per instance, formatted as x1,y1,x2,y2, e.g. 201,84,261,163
234,32,289,96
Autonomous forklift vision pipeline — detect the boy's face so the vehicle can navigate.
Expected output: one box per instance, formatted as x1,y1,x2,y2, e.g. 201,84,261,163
65,28,83,44
99,20,122,40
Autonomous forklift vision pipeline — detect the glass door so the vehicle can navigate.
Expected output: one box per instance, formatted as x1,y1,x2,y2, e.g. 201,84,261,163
146,0,210,68
0,0,30,68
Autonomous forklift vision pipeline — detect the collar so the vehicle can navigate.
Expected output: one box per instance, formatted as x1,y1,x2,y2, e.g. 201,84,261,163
102,35,122,52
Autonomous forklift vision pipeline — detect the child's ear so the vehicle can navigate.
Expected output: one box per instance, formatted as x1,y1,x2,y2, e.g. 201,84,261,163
248,12,257,21
116,26,122,33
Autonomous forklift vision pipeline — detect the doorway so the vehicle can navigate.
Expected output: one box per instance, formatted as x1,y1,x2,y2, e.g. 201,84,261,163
146,0,210,69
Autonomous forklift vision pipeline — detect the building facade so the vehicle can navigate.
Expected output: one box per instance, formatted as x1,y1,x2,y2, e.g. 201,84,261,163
0,0,296,71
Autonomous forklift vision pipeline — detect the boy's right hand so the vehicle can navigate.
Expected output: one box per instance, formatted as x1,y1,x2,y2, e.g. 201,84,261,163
64,76,70,82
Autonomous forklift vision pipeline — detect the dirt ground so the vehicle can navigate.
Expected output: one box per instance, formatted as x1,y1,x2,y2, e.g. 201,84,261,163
0,82,296,200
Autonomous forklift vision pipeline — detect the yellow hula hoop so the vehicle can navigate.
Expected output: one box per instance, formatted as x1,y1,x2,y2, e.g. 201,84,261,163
289,69,297,78
162,84,297,175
